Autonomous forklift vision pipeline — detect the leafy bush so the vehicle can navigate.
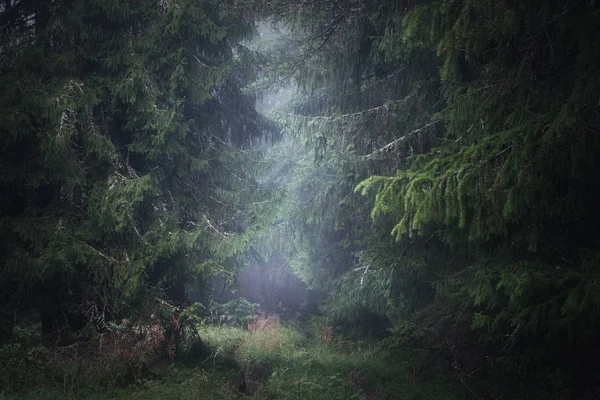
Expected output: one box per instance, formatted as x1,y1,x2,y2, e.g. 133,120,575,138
1,318,166,395
0,322,47,392
208,298,258,327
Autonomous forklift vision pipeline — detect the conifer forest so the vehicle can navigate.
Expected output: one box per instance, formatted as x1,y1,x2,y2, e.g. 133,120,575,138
2,0,600,399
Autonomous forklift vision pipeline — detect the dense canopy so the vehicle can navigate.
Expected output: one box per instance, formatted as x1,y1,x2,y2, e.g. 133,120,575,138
1,0,599,399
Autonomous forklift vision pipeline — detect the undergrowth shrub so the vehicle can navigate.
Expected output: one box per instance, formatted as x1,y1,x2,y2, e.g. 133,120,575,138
194,322,471,400
0,321,47,392
199,316,304,367
0,304,207,396
208,298,258,326
313,321,335,344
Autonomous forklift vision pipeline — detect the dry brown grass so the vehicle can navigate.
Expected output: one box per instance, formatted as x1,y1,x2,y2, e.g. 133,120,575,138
43,318,174,388
247,313,280,333
319,324,334,344
247,313,281,350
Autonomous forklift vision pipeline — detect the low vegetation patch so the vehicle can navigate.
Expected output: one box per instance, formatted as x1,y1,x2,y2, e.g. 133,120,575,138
1,317,473,400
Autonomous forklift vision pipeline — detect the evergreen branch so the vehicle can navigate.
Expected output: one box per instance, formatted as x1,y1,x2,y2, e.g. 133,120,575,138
360,121,443,160
276,91,417,124
81,242,129,264
210,135,253,155
192,55,217,69
155,297,177,309
291,68,403,108
208,194,237,212
203,214,235,237
273,14,344,86
133,224,152,247
248,245,266,265
231,41,273,60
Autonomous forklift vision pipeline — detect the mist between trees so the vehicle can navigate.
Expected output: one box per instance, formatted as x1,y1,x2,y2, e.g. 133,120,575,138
1,0,600,399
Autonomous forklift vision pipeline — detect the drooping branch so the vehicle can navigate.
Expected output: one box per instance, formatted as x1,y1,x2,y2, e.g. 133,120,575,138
361,120,443,160
354,120,444,176
273,14,344,85
275,91,416,124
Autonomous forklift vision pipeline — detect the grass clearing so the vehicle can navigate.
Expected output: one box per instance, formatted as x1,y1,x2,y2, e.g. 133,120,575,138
2,320,473,399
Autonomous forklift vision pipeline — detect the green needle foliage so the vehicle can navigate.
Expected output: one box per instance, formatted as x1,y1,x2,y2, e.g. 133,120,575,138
263,0,600,396
2,0,600,398
0,0,277,340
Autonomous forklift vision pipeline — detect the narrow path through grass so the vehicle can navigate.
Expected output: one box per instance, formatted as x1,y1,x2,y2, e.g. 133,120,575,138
6,323,473,400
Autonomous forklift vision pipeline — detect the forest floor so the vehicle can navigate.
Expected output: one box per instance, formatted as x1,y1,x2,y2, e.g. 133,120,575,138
4,322,473,400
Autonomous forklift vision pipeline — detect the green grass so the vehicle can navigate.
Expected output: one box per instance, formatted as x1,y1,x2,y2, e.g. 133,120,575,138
2,323,473,400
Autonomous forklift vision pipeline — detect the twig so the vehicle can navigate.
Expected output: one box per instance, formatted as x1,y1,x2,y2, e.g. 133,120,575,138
458,374,481,400
192,55,217,69
81,242,128,264
201,350,219,364
203,214,235,237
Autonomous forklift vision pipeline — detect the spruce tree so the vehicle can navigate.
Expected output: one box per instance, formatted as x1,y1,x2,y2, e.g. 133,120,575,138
259,0,600,393
0,0,276,341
